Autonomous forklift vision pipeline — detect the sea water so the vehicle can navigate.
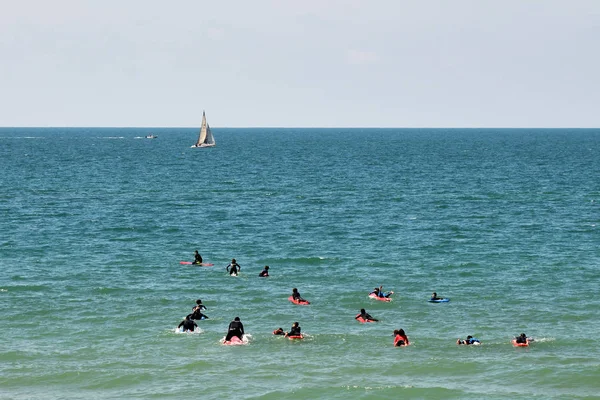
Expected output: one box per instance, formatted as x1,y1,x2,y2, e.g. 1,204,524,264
0,127,599,399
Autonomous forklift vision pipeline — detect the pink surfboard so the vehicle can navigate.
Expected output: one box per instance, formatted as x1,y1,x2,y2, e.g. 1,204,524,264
288,295,310,305
180,261,214,266
223,336,247,346
369,293,392,302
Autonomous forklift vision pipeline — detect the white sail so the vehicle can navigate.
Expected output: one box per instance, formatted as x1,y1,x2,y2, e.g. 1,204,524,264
191,111,216,148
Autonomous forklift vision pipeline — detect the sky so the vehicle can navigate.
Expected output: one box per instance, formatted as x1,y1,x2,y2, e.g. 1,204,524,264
1,0,599,128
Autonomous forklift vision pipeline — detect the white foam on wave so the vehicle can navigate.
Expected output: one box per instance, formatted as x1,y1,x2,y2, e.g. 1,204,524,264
174,327,204,334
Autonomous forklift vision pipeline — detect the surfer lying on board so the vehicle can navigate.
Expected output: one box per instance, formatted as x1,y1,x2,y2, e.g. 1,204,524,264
292,288,306,302
273,327,285,335
515,333,532,344
178,314,198,332
258,266,269,277
457,335,480,345
431,292,443,301
225,317,245,341
226,259,241,276
193,250,203,265
355,308,378,322
371,286,393,298
285,322,302,337
393,329,410,346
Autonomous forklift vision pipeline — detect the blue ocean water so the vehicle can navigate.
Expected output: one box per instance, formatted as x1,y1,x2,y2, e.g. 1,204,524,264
0,127,599,399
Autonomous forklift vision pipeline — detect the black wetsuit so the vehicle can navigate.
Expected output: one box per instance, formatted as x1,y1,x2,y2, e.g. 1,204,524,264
288,326,301,336
226,263,240,275
178,319,197,332
193,253,203,264
189,310,208,320
515,336,528,344
225,320,244,341
292,292,303,301
359,312,375,321
258,269,269,277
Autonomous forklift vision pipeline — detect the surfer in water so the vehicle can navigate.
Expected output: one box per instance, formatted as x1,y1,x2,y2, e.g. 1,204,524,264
226,259,241,276
286,322,302,337
193,250,203,265
431,292,443,301
273,327,285,335
355,308,378,322
292,288,306,302
258,265,269,277
178,314,198,332
193,299,207,311
189,300,208,320
371,286,393,298
457,335,480,345
225,317,245,341
393,329,410,346
515,333,531,344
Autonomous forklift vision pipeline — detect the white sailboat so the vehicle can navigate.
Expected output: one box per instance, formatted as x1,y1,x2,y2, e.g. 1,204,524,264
191,111,216,148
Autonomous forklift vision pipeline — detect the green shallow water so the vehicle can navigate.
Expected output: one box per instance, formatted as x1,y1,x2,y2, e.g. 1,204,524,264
1,128,599,399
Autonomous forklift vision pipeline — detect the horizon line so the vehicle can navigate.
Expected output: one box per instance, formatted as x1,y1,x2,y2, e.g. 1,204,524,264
1,126,599,130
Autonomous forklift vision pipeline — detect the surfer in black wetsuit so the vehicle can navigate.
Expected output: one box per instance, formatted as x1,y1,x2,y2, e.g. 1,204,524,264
187,299,208,320
193,299,207,311
355,308,378,322
292,288,305,302
273,327,285,335
258,265,269,277
193,250,203,265
178,314,198,332
225,317,245,341
515,333,529,344
286,322,301,337
226,259,241,275
431,292,443,301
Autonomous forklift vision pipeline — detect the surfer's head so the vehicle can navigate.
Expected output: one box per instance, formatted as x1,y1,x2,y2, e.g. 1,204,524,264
360,308,366,313
234,317,240,322
265,266,269,270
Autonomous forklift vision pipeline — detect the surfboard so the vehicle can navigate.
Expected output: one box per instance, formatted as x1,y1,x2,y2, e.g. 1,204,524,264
288,295,310,305
512,338,531,347
369,293,392,302
356,315,376,323
428,298,450,303
222,335,248,346
180,261,214,266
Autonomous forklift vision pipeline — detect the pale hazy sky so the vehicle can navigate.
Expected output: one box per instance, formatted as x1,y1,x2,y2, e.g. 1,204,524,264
1,0,599,127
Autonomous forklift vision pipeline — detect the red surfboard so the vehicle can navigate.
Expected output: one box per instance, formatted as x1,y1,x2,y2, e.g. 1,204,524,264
288,295,310,305
369,293,392,302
